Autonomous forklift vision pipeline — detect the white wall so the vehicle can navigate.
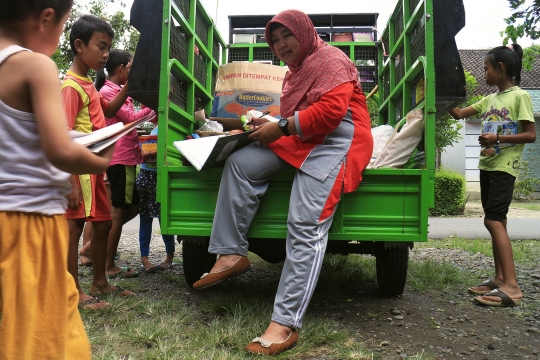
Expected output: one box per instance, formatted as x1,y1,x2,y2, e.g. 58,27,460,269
441,119,482,199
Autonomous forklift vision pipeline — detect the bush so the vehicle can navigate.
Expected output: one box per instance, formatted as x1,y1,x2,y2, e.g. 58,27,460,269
513,160,540,200
430,168,466,216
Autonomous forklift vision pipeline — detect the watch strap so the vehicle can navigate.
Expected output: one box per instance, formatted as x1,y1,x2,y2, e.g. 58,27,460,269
279,119,290,136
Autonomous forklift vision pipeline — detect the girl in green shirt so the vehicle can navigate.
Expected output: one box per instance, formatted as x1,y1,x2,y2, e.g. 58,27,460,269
450,43,536,307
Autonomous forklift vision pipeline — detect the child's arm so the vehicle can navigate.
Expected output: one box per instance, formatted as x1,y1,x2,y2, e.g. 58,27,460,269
30,54,113,174
103,81,129,118
478,121,537,147
449,106,478,120
100,83,155,123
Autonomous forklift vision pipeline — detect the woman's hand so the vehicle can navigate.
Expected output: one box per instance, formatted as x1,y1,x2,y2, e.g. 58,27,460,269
247,116,270,130
248,121,283,144
478,133,497,147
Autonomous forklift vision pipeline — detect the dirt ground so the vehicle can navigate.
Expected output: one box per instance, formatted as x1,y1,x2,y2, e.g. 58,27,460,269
104,201,540,359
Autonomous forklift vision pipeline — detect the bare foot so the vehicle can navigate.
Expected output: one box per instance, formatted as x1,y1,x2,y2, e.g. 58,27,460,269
209,254,243,273
258,321,293,343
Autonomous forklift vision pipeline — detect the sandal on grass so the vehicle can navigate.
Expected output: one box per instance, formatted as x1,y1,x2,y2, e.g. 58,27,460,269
473,289,521,307
90,286,135,297
159,262,174,270
245,330,299,355
78,296,110,310
468,279,499,295
140,263,163,274
106,266,139,279
78,253,92,267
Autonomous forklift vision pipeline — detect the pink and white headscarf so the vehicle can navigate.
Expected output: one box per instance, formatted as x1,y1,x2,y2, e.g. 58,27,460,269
265,10,360,118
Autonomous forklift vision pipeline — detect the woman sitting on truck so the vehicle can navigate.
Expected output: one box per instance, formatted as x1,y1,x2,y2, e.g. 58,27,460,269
192,9,373,355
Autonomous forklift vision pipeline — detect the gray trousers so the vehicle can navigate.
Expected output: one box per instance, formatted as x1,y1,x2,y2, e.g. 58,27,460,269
209,142,344,328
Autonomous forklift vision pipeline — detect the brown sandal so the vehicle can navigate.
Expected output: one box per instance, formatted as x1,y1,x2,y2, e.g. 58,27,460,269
468,279,499,295
473,289,521,307
78,297,110,310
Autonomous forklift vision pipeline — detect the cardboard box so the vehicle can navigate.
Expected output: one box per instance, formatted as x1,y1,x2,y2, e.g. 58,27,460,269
332,32,353,42
233,34,255,44
210,62,288,120
353,32,374,42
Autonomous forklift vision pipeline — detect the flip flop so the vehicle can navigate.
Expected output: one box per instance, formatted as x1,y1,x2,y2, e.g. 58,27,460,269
468,279,499,295
78,296,110,310
106,266,139,279
473,289,522,307
78,253,92,267
140,264,163,274
160,262,174,270
90,286,135,297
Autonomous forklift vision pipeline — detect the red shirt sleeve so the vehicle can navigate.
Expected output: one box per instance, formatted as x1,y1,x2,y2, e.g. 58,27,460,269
62,86,84,130
297,82,354,137
99,93,110,115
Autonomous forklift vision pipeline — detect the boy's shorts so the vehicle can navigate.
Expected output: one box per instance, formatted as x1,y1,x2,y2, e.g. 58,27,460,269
480,169,516,222
65,173,112,222
106,165,139,209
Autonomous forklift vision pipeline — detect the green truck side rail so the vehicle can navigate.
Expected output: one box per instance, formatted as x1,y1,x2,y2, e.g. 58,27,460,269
128,0,466,292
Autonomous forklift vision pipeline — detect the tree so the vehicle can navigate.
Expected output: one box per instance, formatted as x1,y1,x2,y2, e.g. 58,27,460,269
435,70,483,166
53,0,139,76
501,0,540,44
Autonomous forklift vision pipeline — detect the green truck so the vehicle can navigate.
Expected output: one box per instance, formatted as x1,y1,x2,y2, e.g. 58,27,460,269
127,0,466,295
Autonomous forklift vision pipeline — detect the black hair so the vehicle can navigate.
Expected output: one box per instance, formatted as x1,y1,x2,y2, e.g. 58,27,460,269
95,48,132,91
69,14,114,55
0,0,73,25
269,22,284,35
485,43,524,86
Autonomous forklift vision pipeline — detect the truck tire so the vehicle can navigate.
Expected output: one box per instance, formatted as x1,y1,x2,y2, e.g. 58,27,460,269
182,237,217,287
375,244,409,296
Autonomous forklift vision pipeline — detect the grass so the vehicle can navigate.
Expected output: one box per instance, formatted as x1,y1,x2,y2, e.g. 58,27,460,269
81,254,382,359
415,237,540,266
512,200,540,211
79,237,540,359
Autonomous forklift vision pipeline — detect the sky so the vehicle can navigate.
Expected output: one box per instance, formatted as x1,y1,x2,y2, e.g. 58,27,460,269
113,0,537,49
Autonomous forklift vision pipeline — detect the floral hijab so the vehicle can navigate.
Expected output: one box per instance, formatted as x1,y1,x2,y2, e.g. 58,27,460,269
265,10,360,118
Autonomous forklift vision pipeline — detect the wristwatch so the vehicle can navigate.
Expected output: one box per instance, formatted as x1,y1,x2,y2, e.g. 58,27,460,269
278,118,290,136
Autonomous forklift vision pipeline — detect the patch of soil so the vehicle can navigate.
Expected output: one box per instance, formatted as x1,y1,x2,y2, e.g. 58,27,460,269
465,200,540,219
84,214,540,359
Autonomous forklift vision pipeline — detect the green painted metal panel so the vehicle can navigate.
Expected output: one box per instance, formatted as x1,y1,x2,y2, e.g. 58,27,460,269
131,0,465,244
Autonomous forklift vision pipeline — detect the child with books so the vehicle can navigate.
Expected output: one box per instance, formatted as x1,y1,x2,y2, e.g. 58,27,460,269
62,15,136,309
0,1,113,357
450,44,536,307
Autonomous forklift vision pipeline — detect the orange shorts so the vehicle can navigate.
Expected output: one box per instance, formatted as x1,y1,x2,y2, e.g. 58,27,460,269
65,173,112,222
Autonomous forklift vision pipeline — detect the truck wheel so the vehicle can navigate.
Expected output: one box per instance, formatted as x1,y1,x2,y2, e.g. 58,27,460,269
182,237,217,287
375,245,409,296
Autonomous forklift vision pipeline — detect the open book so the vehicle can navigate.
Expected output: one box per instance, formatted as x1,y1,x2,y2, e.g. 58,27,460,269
173,131,253,171
69,112,155,153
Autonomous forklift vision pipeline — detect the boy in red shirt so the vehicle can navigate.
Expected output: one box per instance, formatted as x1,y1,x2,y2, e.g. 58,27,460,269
62,15,137,309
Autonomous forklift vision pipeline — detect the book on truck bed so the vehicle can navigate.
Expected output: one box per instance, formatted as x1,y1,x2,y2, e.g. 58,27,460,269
69,112,155,153
173,131,254,171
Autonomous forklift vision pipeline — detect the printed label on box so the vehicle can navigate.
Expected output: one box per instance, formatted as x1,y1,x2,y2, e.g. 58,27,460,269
211,62,288,118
